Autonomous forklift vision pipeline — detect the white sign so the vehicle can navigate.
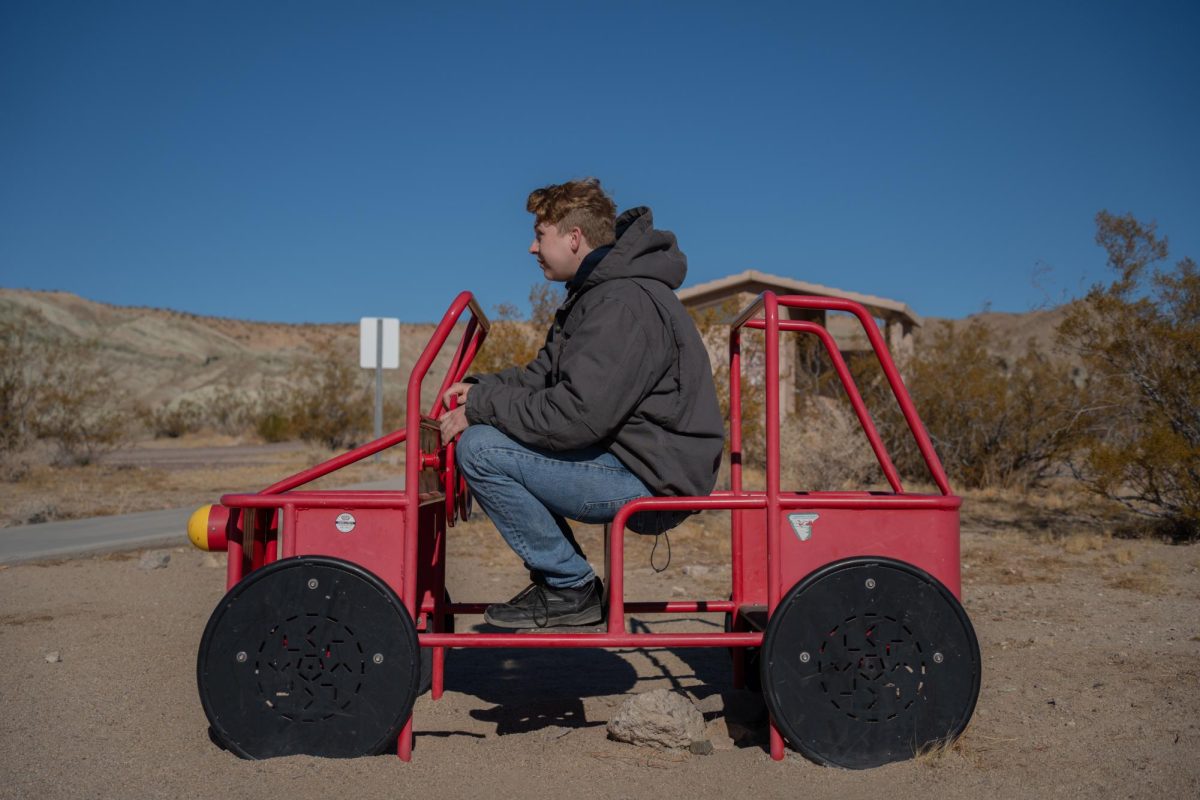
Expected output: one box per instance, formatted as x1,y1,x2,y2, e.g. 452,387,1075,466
360,317,400,369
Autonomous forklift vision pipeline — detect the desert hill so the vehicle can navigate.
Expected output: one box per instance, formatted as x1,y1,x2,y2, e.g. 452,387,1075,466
1,287,1073,413
924,307,1072,361
0,288,446,409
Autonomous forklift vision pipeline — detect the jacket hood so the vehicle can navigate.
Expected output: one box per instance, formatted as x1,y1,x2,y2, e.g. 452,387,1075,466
577,207,687,292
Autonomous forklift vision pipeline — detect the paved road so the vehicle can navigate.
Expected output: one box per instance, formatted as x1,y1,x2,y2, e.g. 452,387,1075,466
0,478,404,565
100,441,307,470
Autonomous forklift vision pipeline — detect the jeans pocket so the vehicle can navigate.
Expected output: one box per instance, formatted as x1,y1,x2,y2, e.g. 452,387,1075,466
577,495,645,524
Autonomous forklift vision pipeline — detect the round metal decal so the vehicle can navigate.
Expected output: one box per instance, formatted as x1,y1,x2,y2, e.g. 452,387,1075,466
334,512,356,533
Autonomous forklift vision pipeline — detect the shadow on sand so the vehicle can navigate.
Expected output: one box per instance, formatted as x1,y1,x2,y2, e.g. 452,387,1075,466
438,615,766,745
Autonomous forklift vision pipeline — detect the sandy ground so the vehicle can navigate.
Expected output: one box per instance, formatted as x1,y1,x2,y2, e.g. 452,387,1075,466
2,495,1199,800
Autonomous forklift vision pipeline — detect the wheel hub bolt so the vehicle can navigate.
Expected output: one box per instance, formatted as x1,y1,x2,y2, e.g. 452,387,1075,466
799,651,811,663
933,652,944,663
307,579,319,590
235,651,247,663
865,578,876,589
373,653,384,664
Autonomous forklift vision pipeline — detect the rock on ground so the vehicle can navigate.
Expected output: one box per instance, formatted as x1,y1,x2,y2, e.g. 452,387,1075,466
137,551,171,570
607,689,709,751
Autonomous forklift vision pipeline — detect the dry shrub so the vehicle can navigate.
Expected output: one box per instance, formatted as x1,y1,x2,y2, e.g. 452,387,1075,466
200,389,258,436
1058,211,1200,541
469,284,561,376
144,389,260,439
33,342,134,466
0,314,40,457
846,321,1082,491
145,398,205,439
469,304,539,375
251,384,292,442
147,391,262,439
254,347,371,450
2,312,136,465
381,392,410,432
780,397,883,490
687,296,1083,494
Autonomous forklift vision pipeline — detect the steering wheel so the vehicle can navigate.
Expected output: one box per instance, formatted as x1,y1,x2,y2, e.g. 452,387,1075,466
442,431,472,527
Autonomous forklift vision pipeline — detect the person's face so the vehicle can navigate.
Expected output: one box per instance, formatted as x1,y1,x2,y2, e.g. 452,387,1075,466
529,221,581,282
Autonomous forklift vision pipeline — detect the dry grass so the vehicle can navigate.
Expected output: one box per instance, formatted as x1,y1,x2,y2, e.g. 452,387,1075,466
959,483,1121,540
962,533,1071,585
913,732,982,769
1104,558,1171,595
1105,570,1170,595
1060,532,1109,555
1108,547,1137,566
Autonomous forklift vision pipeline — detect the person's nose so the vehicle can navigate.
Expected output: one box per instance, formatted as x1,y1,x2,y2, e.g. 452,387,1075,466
529,239,539,255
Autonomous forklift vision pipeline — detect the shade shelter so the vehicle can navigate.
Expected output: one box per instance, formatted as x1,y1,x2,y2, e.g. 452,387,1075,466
677,270,921,414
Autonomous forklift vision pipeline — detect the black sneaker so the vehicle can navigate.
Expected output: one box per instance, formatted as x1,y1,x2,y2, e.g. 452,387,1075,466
483,577,604,629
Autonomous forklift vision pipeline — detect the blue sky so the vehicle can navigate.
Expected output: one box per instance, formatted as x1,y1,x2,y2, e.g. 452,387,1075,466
2,1,1197,323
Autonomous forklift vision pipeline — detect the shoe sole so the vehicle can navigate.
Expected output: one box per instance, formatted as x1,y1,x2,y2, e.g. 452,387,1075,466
483,606,604,630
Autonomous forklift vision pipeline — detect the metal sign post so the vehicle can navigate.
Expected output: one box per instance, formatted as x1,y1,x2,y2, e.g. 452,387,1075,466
360,317,400,462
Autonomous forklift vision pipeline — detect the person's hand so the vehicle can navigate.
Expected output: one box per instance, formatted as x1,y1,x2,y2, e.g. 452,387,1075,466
439,382,473,442
442,382,472,409
439,406,469,442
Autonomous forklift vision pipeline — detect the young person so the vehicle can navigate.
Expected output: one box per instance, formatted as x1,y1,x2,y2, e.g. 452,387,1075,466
438,178,723,629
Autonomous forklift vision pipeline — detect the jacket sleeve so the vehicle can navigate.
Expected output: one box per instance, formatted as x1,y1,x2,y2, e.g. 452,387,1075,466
469,329,555,391
465,297,666,451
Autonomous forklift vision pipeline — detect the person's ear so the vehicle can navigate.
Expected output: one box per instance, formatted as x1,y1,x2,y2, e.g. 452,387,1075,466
570,228,582,253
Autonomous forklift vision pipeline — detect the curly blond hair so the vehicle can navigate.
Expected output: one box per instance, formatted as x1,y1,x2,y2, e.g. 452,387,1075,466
526,178,617,248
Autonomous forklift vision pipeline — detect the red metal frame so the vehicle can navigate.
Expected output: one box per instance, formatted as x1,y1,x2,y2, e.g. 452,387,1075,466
207,290,961,763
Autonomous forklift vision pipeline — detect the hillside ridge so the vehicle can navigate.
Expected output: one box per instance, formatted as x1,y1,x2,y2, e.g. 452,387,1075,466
2,287,1070,408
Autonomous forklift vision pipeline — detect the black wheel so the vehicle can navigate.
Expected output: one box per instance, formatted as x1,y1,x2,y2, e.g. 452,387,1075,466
417,589,455,696
197,556,421,759
760,557,980,769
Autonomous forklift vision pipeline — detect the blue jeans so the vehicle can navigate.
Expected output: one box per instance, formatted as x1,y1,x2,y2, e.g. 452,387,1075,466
455,424,654,589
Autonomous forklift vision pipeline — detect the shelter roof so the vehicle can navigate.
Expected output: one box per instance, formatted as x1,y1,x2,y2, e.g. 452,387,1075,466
677,269,921,327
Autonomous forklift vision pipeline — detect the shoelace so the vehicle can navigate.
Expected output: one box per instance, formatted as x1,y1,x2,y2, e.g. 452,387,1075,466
507,582,552,628
531,584,550,628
